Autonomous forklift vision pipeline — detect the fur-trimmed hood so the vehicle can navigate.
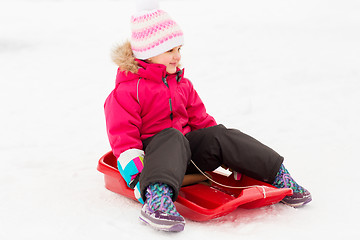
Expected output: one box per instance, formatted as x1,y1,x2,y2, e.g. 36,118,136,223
111,41,184,86
111,40,182,74
111,41,139,74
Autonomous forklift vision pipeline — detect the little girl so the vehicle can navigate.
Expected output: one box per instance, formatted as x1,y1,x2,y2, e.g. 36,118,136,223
104,1,311,232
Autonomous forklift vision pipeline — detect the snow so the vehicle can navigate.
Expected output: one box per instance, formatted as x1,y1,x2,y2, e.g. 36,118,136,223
1,0,359,238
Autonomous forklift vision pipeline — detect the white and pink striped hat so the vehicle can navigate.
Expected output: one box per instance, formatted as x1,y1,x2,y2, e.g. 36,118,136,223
130,0,184,60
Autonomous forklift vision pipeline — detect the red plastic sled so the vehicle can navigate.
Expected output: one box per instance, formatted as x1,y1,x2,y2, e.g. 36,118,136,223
97,151,293,222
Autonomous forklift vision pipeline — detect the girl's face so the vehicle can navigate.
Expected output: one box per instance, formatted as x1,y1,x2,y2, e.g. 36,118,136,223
148,46,182,74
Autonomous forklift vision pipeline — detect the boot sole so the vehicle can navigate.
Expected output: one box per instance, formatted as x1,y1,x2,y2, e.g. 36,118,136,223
281,194,312,208
139,212,185,232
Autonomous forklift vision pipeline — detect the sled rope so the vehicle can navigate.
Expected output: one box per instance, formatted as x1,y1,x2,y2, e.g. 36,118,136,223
190,160,267,198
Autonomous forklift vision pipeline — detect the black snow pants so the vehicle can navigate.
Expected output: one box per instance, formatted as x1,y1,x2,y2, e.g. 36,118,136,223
139,124,284,201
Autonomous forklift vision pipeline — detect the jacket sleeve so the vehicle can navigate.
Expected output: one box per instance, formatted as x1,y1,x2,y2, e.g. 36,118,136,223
186,80,217,131
104,83,143,159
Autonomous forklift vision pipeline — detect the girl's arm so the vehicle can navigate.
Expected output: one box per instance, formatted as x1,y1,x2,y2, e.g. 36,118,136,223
104,85,143,159
104,85,144,203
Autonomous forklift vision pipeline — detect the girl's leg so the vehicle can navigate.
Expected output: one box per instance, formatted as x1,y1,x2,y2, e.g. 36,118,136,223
185,124,283,184
186,124,311,207
139,128,189,232
139,128,190,201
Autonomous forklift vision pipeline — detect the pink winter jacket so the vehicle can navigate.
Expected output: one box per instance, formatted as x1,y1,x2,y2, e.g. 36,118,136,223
104,42,217,159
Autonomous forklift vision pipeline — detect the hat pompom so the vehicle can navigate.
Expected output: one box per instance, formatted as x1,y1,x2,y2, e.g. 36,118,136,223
136,0,159,12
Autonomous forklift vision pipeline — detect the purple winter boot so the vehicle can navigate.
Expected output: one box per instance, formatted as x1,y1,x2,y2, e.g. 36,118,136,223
139,183,185,232
272,164,312,207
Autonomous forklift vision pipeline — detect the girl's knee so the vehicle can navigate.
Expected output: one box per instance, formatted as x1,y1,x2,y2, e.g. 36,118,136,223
158,128,190,147
162,127,183,136
200,124,227,139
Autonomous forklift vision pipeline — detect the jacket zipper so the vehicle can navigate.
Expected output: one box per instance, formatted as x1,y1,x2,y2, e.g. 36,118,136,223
169,99,173,120
162,76,173,121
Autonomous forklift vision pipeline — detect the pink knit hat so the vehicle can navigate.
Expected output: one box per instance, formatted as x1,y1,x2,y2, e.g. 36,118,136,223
130,0,184,60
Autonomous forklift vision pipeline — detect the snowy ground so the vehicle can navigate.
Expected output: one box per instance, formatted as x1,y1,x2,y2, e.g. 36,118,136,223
1,0,359,239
